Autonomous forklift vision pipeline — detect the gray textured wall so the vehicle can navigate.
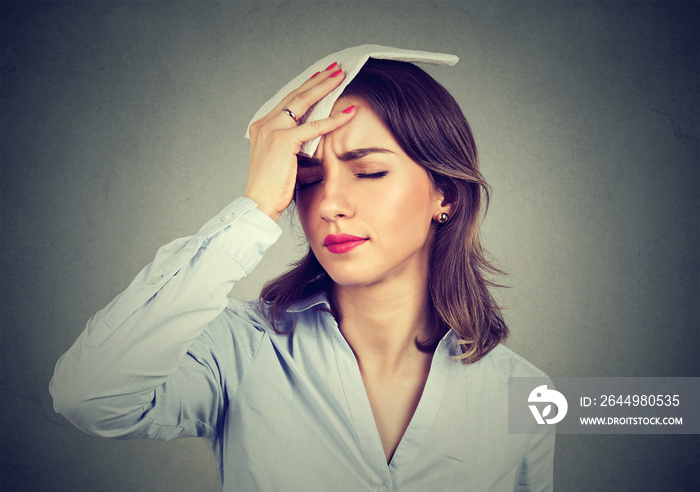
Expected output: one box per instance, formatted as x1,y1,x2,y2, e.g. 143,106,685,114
1,1,698,491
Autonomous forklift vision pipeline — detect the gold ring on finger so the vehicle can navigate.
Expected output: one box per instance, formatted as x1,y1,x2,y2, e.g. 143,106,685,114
283,108,298,123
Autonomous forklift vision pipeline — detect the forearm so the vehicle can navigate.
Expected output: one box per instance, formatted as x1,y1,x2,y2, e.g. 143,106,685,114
49,197,281,435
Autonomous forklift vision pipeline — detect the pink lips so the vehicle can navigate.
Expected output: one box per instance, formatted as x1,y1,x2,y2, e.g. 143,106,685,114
323,234,368,254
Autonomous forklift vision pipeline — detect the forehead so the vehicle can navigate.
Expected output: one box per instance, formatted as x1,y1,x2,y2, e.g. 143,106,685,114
313,97,399,158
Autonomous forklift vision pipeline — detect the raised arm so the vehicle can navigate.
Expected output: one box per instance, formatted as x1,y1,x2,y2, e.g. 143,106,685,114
49,62,355,439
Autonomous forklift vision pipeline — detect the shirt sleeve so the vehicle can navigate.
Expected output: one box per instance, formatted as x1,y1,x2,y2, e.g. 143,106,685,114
49,197,282,440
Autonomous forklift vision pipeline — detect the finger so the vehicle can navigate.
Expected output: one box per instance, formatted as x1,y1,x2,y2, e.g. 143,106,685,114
272,61,341,111
259,65,345,128
274,64,344,114
289,104,356,145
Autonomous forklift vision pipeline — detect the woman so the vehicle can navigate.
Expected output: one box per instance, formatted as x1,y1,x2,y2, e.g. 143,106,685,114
51,46,554,491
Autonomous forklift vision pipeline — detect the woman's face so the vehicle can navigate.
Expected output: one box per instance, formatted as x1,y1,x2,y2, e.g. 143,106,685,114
295,96,447,290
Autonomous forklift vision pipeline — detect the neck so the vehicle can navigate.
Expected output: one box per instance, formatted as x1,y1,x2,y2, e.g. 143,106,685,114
333,278,435,374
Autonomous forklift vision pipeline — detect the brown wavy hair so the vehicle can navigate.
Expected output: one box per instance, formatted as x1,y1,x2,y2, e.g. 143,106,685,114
260,58,508,363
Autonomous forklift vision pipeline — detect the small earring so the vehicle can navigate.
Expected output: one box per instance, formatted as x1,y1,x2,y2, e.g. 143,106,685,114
438,212,449,224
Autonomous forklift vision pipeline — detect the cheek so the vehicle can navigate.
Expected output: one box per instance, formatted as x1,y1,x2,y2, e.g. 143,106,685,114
374,180,435,233
402,175,436,213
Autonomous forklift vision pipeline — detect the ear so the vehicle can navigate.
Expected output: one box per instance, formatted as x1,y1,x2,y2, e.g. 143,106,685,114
434,188,454,218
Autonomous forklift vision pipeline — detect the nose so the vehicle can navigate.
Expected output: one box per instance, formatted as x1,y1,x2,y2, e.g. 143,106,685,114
317,170,354,222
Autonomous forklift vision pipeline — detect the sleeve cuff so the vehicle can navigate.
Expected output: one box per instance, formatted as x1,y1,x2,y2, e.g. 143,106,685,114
201,197,283,274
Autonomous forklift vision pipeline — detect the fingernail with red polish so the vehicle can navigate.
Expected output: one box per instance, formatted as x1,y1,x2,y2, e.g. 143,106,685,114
342,105,355,114
310,71,320,79
330,69,343,78
325,62,338,71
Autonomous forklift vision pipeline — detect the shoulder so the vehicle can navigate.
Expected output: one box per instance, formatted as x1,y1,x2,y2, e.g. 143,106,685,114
487,344,547,378
195,296,317,356
184,297,288,392
187,295,330,390
225,296,269,328
208,296,271,339
188,297,272,364
452,343,550,385
483,344,550,380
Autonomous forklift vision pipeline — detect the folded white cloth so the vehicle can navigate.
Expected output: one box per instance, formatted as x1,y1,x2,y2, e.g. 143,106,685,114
245,44,459,156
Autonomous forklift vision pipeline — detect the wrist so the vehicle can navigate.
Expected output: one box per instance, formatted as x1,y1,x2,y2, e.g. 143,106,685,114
243,193,284,223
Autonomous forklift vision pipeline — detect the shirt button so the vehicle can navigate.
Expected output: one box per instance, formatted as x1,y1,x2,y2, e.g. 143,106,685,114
379,486,389,492
150,273,163,284
221,212,234,222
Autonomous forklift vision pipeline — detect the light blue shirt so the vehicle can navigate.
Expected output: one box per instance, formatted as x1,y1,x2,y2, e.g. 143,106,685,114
50,197,554,492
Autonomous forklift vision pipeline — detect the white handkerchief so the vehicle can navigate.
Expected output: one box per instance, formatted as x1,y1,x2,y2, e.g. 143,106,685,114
245,44,458,156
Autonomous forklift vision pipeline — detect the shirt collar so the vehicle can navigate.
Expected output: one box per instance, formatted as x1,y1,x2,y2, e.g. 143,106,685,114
286,291,330,313
285,291,462,356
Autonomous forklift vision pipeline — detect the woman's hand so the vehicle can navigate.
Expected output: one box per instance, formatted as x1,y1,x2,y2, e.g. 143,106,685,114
244,63,356,222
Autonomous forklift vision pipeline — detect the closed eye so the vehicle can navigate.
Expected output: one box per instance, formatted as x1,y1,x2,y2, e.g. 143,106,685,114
297,171,387,190
355,171,388,180
295,179,323,191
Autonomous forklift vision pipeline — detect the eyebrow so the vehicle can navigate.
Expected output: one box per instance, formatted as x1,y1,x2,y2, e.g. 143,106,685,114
297,147,395,168
337,147,395,161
